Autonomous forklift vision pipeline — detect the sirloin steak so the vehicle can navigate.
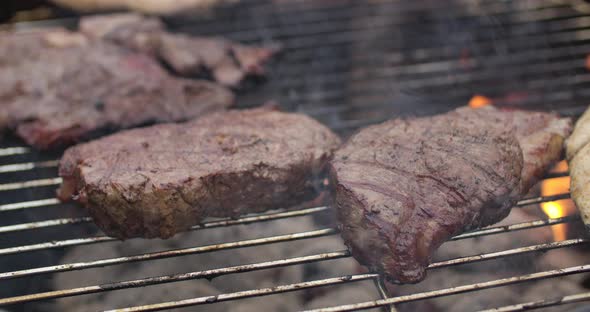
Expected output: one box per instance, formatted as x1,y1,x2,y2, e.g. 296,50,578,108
58,108,341,239
330,106,571,283
0,29,234,149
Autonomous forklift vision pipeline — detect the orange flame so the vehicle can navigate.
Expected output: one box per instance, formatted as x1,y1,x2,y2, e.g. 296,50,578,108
540,160,575,241
468,94,493,108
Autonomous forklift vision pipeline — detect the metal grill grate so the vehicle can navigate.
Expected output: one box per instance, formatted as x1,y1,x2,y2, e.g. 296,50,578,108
1,0,590,311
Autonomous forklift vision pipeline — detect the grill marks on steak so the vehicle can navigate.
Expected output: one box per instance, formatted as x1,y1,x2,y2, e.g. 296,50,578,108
0,29,234,149
79,13,278,87
330,106,571,283
58,108,341,239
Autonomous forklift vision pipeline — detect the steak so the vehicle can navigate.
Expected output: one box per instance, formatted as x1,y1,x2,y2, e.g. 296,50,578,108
0,29,234,149
330,106,571,283
79,13,278,87
57,108,341,239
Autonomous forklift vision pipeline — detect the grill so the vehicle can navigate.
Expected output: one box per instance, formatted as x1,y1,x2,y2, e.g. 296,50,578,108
1,0,590,311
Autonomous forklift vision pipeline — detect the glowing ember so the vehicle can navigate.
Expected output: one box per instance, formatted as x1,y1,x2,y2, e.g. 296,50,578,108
540,160,575,241
586,54,590,71
468,94,493,108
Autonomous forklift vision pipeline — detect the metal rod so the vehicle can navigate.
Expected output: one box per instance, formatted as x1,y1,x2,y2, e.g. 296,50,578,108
0,228,338,280
0,160,59,174
451,215,576,241
0,191,564,235
1,237,584,307
0,250,352,306
544,171,569,179
0,147,30,157
0,198,60,212
0,205,329,234
516,193,571,206
0,206,330,255
106,273,379,312
0,178,62,192
373,277,397,312
0,217,92,234
182,0,576,44
428,239,588,269
301,265,590,312
477,292,590,312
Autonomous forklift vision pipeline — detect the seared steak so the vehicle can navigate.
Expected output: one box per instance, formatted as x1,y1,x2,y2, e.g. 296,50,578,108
330,106,571,283
79,13,278,87
454,106,572,192
58,108,341,239
0,29,234,149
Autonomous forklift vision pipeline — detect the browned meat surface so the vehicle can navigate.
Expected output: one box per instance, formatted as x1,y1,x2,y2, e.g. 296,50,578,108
454,106,572,192
79,13,278,87
58,108,341,239
330,106,571,284
0,29,234,149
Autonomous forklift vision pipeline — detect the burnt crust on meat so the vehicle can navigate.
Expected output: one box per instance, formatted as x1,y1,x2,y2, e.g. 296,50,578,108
58,108,341,239
0,29,234,149
330,106,571,284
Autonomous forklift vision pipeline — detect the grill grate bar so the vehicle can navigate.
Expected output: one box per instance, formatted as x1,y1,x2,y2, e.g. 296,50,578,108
0,198,60,212
0,217,92,234
0,147,30,157
302,265,590,312
0,228,338,280
0,178,62,192
0,160,59,174
0,250,353,306
185,1,574,43
374,278,397,312
477,292,590,312
0,206,330,255
0,235,584,306
109,274,380,312
428,239,588,269
451,215,575,241
0,193,569,234
109,264,590,312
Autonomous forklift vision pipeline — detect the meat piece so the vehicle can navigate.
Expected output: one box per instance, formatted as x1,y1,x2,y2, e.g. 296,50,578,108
78,13,278,87
50,0,238,15
0,30,234,149
455,106,572,192
330,106,571,283
566,106,590,232
78,13,164,54
57,108,341,239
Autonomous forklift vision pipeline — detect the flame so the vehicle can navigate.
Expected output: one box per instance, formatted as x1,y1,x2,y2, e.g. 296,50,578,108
468,94,493,108
540,160,575,241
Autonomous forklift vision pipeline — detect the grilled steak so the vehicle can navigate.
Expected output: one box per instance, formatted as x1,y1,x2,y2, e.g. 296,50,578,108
330,106,571,283
567,106,590,232
0,29,234,149
79,13,278,87
58,108,341,239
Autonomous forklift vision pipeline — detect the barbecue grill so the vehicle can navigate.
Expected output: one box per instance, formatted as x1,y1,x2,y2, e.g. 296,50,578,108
1,0,590,311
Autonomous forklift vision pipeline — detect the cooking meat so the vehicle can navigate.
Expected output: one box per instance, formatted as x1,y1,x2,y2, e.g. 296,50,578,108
57,108,341,239
566,106,590,232
454,106,572,192
79,13,278,87
330,106,571,283
0,29,234,149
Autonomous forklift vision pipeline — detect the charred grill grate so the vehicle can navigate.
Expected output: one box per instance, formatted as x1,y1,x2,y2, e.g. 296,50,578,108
1,0,590,311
